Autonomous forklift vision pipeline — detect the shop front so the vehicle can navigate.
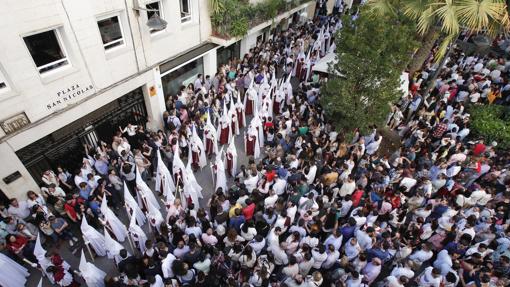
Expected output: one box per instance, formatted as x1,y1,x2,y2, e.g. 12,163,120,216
15,87,147,185
159,43,217,102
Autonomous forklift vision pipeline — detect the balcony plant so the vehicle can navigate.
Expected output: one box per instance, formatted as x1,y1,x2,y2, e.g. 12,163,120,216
210,0,311,38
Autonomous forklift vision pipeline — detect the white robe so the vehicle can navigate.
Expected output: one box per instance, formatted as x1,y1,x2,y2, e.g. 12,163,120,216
250,109,265,147
155,150,176,203
214,152,228,194
365,136,382,155
129,209,148,253
147,200,164,232
34,234,55,284
101,196,128,242
104,227,125,264
136,167,160,209
81,216,107,257
305,165,317,185
226,138,238,176
161,253,177,278
244,174,259,193
191,125,208,168
124,183,146,226
204,113,219,155
0,252,29,287
79,250,106,287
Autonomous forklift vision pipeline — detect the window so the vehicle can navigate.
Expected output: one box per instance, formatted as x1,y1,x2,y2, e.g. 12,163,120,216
180,0,191,23
146,1,164,34
97,16,124,50
23,30,69,74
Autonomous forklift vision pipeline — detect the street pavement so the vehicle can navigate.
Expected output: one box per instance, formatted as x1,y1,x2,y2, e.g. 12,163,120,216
26,128,256,286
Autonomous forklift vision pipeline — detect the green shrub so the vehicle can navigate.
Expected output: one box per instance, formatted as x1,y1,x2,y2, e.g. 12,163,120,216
230,17,250,37
210,0,307,38
469,105,510,149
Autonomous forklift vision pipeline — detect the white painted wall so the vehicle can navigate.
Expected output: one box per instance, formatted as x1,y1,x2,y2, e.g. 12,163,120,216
0,0,212,199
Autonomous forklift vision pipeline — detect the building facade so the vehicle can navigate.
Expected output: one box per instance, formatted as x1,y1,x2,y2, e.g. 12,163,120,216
0,0,322,199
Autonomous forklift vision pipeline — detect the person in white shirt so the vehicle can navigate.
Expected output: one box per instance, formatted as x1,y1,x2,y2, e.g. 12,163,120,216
419,266,443,287
249,235,266,255
282,256,300,278
321,244,340,269
298,252,314,276
269,242,288,266
161,252,176,278
201,228,218,246
390,260,415,279
345,237,361,261
355,227,375,251
345,270,363,287
409,243,434,268
311,245,328,269
385,275,409,287
264,190,278,209
433,249,453,275
148,274,164,287
362,258,382,285
7,199,31,220
324,230,343,251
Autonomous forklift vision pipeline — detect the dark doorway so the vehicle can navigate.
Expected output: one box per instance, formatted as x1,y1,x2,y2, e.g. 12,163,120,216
217,41,241,67
16,87,147,185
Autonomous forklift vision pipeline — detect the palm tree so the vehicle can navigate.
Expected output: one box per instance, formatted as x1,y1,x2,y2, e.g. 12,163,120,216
368,0,509,77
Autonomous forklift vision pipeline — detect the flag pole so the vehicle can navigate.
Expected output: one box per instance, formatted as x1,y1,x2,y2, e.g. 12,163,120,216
83,238,95,262
127,232,136,254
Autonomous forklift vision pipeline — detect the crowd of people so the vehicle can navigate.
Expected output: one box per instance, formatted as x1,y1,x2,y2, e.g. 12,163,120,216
1,1,510,286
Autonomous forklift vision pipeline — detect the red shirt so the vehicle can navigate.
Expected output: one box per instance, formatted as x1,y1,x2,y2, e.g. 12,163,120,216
473,143,486,156
265,170,276,182
8,235,27,253
264,122,274,131
64,203,78,221
243,203,256,221
351,189,364,207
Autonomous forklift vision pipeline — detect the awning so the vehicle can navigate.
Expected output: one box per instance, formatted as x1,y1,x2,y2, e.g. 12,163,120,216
312,52,338,73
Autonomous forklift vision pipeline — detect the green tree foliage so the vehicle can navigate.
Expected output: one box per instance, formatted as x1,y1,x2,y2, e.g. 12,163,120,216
320,11,418,132
469,105,510,149
210,0,310,38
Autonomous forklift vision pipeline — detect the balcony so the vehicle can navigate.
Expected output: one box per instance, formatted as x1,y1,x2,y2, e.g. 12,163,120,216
209,0,314,46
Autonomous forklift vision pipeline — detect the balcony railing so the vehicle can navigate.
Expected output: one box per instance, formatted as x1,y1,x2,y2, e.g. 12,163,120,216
210,0,313,40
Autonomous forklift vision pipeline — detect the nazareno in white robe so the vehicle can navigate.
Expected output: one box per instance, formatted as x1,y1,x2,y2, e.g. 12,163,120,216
81,216,107,257
0,252,29,287
226,137,238,177
79,250,106,287
135,166,160,210
214,150,228,194
101,196,128,242
124,182,146,226
155,150,176,203
129,209,148,253
104,227,126,264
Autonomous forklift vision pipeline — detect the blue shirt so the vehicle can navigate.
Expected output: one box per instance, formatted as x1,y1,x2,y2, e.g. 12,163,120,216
94,160,109,176
79,186,92,200
340,226,356,243
89,201,100,215
229,215,246,232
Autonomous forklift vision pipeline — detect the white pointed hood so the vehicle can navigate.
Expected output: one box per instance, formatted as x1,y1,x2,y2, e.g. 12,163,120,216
129,209,148,253
104,227,125,264
100,196,127,242
156,150,176,202
79,250,106,287
81,216,107,257
123,182,146,226
135,166,160,209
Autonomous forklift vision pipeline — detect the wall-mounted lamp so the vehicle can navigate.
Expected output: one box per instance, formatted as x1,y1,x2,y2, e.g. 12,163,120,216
133,0,168,31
